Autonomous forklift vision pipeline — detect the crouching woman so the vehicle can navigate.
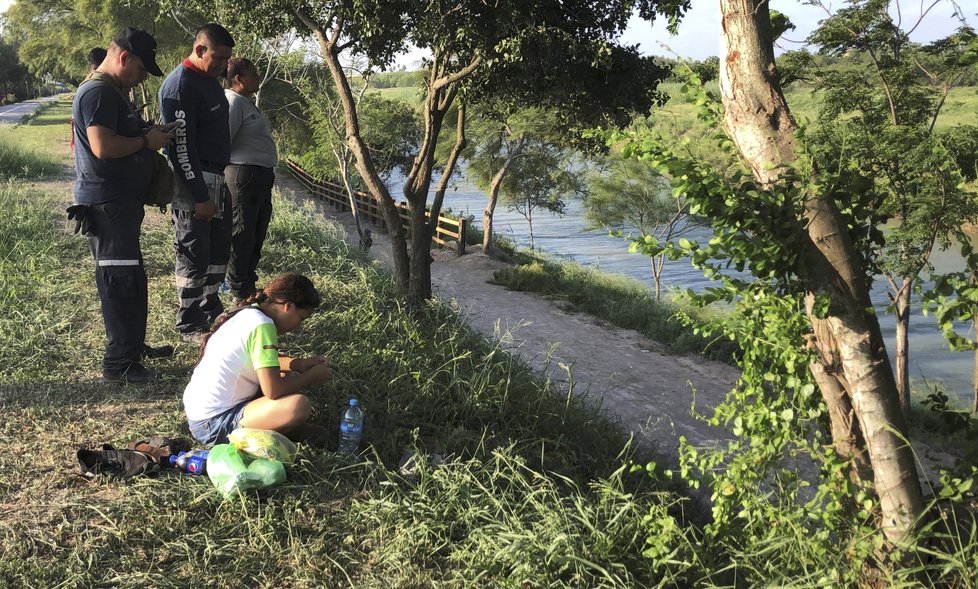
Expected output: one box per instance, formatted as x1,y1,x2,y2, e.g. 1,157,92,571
183,273,332,445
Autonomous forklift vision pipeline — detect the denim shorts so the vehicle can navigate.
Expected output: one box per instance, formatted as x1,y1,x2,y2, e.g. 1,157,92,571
188,399,252,445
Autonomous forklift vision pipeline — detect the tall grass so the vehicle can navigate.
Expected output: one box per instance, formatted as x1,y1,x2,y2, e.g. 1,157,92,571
0,108,695,586
3,99,978,588
0,127,61,179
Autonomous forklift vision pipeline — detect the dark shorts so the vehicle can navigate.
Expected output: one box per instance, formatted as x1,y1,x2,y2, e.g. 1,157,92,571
187,398,252,445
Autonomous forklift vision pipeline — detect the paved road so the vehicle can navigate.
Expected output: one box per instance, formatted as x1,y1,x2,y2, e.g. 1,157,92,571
0,97,59,124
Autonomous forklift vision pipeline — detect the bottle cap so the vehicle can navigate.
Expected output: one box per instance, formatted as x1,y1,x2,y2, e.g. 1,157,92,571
349,399,358,406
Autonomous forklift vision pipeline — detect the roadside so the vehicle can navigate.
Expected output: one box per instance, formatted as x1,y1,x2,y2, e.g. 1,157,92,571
0,96,60,124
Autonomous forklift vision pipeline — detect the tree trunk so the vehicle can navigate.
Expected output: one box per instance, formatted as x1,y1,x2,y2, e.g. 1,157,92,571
719,0,923,543
400,51,476,306
652,254,663,302
893,279,912,415
299,11,410,293
429,104,467,252
409,204,432,300
483,138,525,256
810,359,874,495
483,189,499,255
336,150,367,247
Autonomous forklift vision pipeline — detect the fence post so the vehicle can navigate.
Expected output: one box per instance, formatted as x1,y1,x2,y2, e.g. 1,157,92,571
457,217,467,256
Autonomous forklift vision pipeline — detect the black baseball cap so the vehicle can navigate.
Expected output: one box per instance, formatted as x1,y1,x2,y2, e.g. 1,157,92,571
113,27,163,76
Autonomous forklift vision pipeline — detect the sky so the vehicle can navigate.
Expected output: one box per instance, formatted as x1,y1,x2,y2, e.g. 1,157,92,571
392,1,973,68
0,0,970,65
619,0,973,60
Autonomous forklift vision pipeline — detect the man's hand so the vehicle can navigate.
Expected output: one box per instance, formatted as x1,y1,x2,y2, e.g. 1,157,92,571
193,200,216,221
66,204,93,236
144,126,174,150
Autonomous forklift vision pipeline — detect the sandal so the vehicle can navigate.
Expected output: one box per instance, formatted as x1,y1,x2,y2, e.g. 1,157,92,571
77,444,160,481
126,435,192,466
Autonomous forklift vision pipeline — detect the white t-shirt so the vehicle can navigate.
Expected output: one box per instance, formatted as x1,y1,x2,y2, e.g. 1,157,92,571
183,307,280,421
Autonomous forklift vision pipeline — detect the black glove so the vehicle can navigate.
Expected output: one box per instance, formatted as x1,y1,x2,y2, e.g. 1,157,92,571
66,204,94,236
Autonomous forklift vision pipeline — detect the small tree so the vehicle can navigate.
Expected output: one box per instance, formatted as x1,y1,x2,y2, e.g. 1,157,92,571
462,106,562,255
502,146,581,251
584,150,692,301
805,2,978,414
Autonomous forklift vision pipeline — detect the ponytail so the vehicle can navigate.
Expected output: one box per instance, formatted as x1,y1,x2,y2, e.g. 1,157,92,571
195,273,321,363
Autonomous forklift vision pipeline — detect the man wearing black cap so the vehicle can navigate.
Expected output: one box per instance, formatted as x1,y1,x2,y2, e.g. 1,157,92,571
70,27,176,384
159,23,235,343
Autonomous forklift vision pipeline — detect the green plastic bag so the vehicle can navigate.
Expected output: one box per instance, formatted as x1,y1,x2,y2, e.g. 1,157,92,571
206,443,286,497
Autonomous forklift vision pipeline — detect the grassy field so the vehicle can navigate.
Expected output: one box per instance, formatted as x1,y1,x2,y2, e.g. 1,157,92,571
653,81,978,131
0,101,699,588
5,100,977,588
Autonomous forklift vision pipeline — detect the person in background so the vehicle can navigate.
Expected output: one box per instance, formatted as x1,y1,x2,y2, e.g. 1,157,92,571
70,28,175,384
182,273,332,445
159,23,234,343
224,57,277,303
71,47,109,151
87,47,107,71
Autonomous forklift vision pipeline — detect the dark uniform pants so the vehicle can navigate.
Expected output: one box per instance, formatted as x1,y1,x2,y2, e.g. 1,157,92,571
173,185,231,335
85,199,147,372
225,164,274,300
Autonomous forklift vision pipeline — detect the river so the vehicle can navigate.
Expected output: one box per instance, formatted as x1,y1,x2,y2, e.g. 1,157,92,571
415,174,975,407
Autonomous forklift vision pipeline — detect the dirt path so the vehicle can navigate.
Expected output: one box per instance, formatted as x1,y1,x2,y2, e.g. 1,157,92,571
279,176,741,460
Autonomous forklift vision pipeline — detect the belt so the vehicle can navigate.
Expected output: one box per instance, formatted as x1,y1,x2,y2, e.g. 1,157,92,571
199,160,226,174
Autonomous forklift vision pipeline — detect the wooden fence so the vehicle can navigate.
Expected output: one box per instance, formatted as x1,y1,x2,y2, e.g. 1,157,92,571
286,159,467,255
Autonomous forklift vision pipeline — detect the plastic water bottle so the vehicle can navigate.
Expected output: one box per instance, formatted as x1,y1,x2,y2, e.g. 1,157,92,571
337,399,363,454
169,450,209,474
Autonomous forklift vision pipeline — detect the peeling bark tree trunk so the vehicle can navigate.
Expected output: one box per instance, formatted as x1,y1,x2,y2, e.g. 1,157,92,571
401,52,481,306
298,11,410,292
719,0,923,542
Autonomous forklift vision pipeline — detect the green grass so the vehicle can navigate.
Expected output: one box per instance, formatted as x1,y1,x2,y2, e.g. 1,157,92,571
0,102,65,179
370,86,424,105
654,80,978,132
4,98,978,588
0,100,696,588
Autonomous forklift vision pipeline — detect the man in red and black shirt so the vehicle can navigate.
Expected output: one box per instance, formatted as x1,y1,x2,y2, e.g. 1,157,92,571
159,23,234,342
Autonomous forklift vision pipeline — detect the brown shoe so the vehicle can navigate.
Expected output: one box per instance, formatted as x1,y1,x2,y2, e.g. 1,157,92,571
126,435,192,466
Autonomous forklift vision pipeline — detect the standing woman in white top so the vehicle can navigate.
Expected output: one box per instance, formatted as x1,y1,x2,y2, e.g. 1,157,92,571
224,57,278,302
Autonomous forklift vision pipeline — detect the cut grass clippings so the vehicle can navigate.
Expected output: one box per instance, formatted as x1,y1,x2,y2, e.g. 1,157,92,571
0,100,696,588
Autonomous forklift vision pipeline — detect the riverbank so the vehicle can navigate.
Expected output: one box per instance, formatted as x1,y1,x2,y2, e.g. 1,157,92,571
278,173,969,481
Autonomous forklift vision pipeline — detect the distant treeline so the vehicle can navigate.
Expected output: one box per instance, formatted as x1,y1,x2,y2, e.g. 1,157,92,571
370,70,425,89
659,49,978,87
